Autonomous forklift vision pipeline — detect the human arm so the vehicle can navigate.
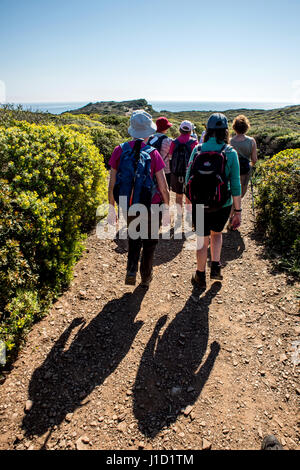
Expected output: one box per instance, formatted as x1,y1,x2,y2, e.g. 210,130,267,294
251,138,258,166
155,169,170,206
155,169,170,225
228,149,242,229
168,140,175,160
231,195,242,229
108,168,118,224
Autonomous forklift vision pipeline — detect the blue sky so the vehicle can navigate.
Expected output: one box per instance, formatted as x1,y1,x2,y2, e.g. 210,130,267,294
1,0,299,103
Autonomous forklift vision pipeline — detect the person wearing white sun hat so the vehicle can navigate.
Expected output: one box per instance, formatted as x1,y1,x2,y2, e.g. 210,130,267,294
108,110,170,288
127,109,157,139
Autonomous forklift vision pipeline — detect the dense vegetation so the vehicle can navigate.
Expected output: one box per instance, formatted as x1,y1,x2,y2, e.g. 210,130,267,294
65,99,300,158
255,149,300,275
67,98,155,116
0,120,107,362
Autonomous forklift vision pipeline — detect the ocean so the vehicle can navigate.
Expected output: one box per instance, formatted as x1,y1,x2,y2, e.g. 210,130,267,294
3,100,295,115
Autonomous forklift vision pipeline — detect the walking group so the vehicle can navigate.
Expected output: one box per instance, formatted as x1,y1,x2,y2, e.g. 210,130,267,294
107,109,257,289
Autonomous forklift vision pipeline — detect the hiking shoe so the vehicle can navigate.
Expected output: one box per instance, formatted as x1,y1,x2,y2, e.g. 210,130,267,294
125,271,136,286
261,435,283,450
140,274,153,288
191,271,206,289
210,262,223,281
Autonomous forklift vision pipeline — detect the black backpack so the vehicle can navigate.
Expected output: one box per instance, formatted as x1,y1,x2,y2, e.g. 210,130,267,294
238,155,251,175
170,138,196,177
185,144,231,211
148,134,168,153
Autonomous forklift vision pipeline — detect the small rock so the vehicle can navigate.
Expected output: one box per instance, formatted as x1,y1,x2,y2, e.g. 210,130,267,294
65,413,73,422
24,400,33,413
183,405,193,416
117,422,127,433
76,436,89,450
202,438,212,450
280,353,288,363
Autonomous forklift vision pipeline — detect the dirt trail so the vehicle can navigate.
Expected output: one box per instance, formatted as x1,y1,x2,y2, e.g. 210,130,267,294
0,193,299,451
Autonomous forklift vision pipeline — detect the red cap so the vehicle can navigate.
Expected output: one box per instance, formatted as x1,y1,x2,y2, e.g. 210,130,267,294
156,116,172,133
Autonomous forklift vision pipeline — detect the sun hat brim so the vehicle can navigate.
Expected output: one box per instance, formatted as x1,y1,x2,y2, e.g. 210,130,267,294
128,121,157,139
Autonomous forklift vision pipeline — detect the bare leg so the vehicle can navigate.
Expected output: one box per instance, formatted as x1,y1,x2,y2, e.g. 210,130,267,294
175,193,184,211
196,235,210,271
210,231,222,262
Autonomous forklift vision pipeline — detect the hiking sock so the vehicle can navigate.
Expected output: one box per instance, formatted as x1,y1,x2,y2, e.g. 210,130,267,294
210,261,223,280
192,270,206,288
196,270,206,279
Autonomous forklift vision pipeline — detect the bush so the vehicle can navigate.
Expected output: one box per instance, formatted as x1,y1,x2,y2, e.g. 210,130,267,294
95,114,129,139
0,122,108,359
255,149,300,275
89,126,122,167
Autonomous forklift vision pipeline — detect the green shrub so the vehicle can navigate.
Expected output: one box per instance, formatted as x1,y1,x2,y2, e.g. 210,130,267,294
89,126,122,167
0,122,108,359
255,149,300,275
95,114,129,139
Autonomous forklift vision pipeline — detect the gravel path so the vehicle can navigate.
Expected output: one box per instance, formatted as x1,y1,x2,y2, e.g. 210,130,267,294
0,193,299,450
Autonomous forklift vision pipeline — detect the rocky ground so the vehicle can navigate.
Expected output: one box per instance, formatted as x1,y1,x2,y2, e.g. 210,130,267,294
0,193,299,451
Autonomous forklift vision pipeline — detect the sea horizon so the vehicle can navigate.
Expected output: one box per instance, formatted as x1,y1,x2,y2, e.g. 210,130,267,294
1,100,297,114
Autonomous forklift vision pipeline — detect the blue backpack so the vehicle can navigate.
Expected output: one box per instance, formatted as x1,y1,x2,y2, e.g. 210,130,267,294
113,140,156,210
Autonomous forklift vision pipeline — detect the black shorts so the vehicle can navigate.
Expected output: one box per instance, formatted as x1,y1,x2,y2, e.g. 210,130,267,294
193,205,232,236
170,174,185,194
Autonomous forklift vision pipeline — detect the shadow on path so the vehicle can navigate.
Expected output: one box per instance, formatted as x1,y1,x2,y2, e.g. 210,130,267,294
113,227,185,266
133,283,221,437
221,230,245,266
22,286,147,438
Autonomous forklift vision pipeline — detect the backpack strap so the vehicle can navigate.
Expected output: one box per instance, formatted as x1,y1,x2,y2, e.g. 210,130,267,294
120,141,133,153
143,144,155,155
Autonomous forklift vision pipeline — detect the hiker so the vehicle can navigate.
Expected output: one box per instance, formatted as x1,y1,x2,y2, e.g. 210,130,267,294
169,120,198,210
185,113,242,287
230,114,257,197
228,115,257,229
199,128,206,143
108,110,170,288
191,123,198,140
148,116,173,188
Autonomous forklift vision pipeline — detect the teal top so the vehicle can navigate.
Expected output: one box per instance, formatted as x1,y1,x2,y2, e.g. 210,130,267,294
185,137,241,208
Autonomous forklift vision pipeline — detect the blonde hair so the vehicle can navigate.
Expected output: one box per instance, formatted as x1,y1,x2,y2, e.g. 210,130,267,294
232,115,250,134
